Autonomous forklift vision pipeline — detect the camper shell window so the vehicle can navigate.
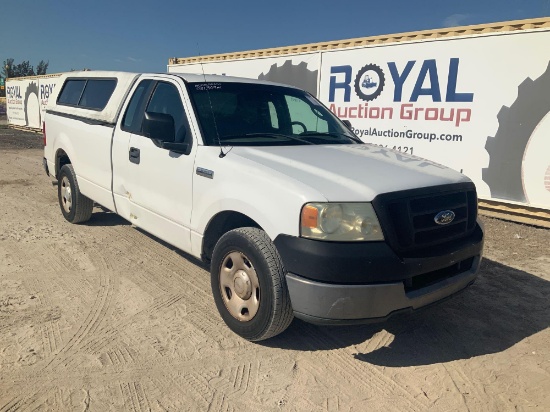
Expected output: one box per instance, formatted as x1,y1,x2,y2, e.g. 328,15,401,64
58,78,117,111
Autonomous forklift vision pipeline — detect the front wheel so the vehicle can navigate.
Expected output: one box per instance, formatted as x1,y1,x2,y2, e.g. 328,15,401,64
57,164,94,224
210,227,293,341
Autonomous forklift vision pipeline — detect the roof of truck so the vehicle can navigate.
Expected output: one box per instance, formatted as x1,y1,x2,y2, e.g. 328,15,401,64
47,71,299,125
170,72,298,88
57,70,294,85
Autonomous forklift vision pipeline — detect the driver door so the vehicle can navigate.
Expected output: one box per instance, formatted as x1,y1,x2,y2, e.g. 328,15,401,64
117,78,196,253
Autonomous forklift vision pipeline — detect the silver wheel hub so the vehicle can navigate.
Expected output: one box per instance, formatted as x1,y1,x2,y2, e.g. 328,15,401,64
219,252,260,322
61,176,72,213
233,270,252,300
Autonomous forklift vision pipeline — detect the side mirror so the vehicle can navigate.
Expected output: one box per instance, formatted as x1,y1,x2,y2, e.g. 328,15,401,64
162,141,190,155
143,112,175,142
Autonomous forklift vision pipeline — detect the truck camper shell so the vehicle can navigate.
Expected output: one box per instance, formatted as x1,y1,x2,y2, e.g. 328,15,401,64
48,71,139,124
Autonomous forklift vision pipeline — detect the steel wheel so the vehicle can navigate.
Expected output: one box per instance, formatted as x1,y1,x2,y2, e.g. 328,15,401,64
219,251,261,321
60,175,73,213
57,164,93,224
211,227,293,341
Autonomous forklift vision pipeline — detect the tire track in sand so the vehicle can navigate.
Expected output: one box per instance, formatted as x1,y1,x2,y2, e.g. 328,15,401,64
1,272,115,411
24,277,63,356
289,322,430,411
119,381,152,412
77,293,184,355
419,321,494,411
43,271,114,370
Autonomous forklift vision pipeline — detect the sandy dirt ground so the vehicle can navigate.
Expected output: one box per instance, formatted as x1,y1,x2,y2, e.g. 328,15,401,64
0,126,549,411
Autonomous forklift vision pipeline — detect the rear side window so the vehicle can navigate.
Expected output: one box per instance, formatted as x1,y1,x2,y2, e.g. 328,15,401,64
57,78,117,110
57,80,86,106
79,80,117,110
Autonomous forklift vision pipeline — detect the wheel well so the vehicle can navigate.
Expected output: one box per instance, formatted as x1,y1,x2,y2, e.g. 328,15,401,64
55,149,71,177
202,211,262,263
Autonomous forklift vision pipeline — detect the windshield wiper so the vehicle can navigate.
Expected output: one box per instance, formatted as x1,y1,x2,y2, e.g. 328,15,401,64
220,133,316,145
299,131,363,144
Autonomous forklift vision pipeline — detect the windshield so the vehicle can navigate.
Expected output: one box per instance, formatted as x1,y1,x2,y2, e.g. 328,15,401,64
187,82,360,146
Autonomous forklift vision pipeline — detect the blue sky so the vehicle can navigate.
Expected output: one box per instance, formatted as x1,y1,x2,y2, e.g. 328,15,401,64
1,0,548,74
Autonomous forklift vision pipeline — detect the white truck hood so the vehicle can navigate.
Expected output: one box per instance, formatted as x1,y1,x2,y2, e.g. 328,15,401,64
229,144,471,201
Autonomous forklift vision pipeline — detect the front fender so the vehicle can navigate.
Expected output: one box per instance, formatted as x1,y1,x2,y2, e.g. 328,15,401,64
195,199,282,242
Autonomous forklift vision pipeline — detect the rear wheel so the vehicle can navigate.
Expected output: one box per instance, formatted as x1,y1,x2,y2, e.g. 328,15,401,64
57,164,93,224
211,227,293,341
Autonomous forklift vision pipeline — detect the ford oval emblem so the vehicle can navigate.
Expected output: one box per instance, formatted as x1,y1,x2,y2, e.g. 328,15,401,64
434,210,455,225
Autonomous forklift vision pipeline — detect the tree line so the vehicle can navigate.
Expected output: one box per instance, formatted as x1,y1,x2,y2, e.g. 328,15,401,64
2,58,49,78
0,58,49,98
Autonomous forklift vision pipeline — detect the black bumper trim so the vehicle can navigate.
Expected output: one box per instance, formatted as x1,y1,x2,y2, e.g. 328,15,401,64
274,223,483,284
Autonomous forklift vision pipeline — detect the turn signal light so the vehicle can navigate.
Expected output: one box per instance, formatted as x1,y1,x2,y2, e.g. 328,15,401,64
301,204,318,228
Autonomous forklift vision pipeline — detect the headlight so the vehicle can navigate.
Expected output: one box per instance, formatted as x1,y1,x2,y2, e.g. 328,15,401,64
300,202,384,241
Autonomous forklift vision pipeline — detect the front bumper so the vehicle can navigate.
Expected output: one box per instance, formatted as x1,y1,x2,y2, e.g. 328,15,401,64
276,222,483,323
286,255,479,324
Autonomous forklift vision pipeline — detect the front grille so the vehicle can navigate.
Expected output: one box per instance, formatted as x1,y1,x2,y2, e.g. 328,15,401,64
372,183,478,255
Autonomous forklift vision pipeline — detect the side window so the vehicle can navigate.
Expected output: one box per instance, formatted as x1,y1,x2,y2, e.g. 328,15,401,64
146,82,189,142
57,78,117,110
268,101,279,129
79,80,117,110
58,80,86,106
285,95,328,134
122,80,153,132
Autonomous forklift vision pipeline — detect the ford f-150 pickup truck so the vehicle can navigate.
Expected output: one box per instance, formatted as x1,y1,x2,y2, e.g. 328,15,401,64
43,71,484,341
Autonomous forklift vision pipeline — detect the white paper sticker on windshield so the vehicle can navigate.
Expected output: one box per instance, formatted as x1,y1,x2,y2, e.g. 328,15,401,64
195,83,222,91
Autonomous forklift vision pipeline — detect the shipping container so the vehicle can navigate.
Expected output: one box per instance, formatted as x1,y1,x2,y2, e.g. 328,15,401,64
168,18,550,213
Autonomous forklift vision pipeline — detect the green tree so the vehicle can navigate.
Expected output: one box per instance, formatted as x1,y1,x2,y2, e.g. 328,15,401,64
36,60,49,75
2,58,15,78
14,61,35,77
2,58,50,78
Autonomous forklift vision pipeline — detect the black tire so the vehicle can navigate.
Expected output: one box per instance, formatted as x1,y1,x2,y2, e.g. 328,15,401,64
210,227,293,341
482,61,550,202
57,164,94,224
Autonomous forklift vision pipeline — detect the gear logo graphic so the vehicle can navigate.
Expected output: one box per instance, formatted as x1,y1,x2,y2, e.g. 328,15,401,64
258,60,318,97
482,62,550,203
24,81,40,127
354,64,385,102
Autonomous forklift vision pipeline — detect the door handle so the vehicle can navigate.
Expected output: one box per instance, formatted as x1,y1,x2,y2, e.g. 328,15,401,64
129,147,140,164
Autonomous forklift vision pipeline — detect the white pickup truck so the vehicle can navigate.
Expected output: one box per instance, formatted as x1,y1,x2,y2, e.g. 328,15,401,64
43,71,484,341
